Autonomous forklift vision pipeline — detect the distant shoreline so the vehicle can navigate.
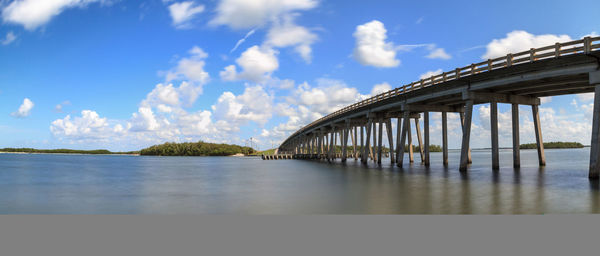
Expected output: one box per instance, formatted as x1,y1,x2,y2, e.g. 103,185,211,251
0,151,140,156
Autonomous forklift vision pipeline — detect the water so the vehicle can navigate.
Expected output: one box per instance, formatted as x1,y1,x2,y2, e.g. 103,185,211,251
0,148,598,214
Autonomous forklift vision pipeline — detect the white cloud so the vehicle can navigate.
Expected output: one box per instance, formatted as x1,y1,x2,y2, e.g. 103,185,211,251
168,1,205,29
212,85,274,125
265,15,317,63
220,45,279,82
11,98,34,118
1,0,106,30
353,20,400,68
540,97,553,104
371,82,392,96
165,46,209,84
54,100,71,113
482,30,573,59
425,48,451,60
419,69,443,80
576,92,594,102
130,107,161,131
50,110,116,140
1,31,17,45
259,79,371,143
210,0,317,29
162,46,209,105
230,29,256,53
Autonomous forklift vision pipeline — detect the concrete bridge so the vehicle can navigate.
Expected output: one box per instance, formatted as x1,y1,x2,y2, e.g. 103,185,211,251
277,36,600,179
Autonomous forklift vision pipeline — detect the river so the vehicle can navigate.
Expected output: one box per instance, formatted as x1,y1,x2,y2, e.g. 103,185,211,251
0,148,598,214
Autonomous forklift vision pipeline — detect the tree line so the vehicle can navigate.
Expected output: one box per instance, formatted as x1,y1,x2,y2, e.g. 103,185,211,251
139,141,255,156
520,141,584,149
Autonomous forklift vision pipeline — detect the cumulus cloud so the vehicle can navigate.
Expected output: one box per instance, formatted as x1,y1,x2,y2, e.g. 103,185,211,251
1,31,17,45
482,30,573,59
210,0,317,29
220,45,279,82
1,0,107,30
425,48,451,60
371,82,392,96
419,69,443,80
353,20,400,68
260,79,369,142
212,85,274,125
265,15,317,63
50,110,119,140
167,1,205,29
11,98,34,118
161,46,209,105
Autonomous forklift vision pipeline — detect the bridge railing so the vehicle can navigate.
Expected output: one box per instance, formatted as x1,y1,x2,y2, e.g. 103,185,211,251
281,36,600,147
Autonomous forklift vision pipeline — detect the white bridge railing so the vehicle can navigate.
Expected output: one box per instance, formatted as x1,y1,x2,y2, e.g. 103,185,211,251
282,36,600,146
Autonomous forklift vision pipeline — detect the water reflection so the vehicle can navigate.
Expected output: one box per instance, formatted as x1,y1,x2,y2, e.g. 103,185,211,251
0,148,599,214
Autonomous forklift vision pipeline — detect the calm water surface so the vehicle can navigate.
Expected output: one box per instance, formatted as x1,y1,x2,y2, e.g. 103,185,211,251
1,148,598,214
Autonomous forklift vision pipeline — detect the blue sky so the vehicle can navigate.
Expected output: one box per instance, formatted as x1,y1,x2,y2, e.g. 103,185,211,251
0,0,599,151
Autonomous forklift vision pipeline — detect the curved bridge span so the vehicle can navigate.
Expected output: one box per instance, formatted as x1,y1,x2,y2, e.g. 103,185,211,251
277,36,600,179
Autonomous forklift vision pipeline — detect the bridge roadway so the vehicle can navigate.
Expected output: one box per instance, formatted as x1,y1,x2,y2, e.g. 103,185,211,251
277,36,600,179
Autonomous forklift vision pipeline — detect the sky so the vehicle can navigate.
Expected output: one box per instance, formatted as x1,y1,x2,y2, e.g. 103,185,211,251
0,0,599,151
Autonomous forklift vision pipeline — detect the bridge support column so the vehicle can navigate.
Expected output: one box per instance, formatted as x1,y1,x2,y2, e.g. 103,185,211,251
359,125,364,160
342,121,349,162
491,101,500,170
362,118,373,164
407,119,414,163
589,71,600,179
424,111,430,167
415,118,425,163
460,100,474,172
377,119,383,164
442,112,449,167
532,105,546,166
512,104,520,168
397,112,410,167
460,112,472,163
353,126,358,160
386,119,395,164
370,121,376,162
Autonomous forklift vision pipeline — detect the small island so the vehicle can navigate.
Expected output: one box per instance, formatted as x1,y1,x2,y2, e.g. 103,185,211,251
139,141,255,156
519,141,584,149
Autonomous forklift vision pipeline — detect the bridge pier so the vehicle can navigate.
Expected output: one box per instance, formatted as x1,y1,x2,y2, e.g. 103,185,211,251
459,112,472,164
491,101,500,170
407,119,414,163
589,71,600,179
512,103,520,168
377,119,383,164
415,118,425,163
369,121,376,162
532,105,546,166
442,112,449,166
460,100,474,172
397,112,410,167
362,118,372,164
424,111,430,167
386,119,395,164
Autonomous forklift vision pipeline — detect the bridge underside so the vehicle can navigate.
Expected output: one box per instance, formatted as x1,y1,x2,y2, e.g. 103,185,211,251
277,44,600,179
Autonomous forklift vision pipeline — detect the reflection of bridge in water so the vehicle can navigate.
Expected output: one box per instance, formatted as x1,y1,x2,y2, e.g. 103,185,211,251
274,37,600,179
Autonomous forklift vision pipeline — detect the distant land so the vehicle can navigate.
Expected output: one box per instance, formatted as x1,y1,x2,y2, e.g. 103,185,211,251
0,148,138,155
520,141,584,149
139,141,255,156
0,142,584,157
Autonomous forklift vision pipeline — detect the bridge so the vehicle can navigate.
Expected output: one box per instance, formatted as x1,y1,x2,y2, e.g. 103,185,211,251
276,36,600,179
